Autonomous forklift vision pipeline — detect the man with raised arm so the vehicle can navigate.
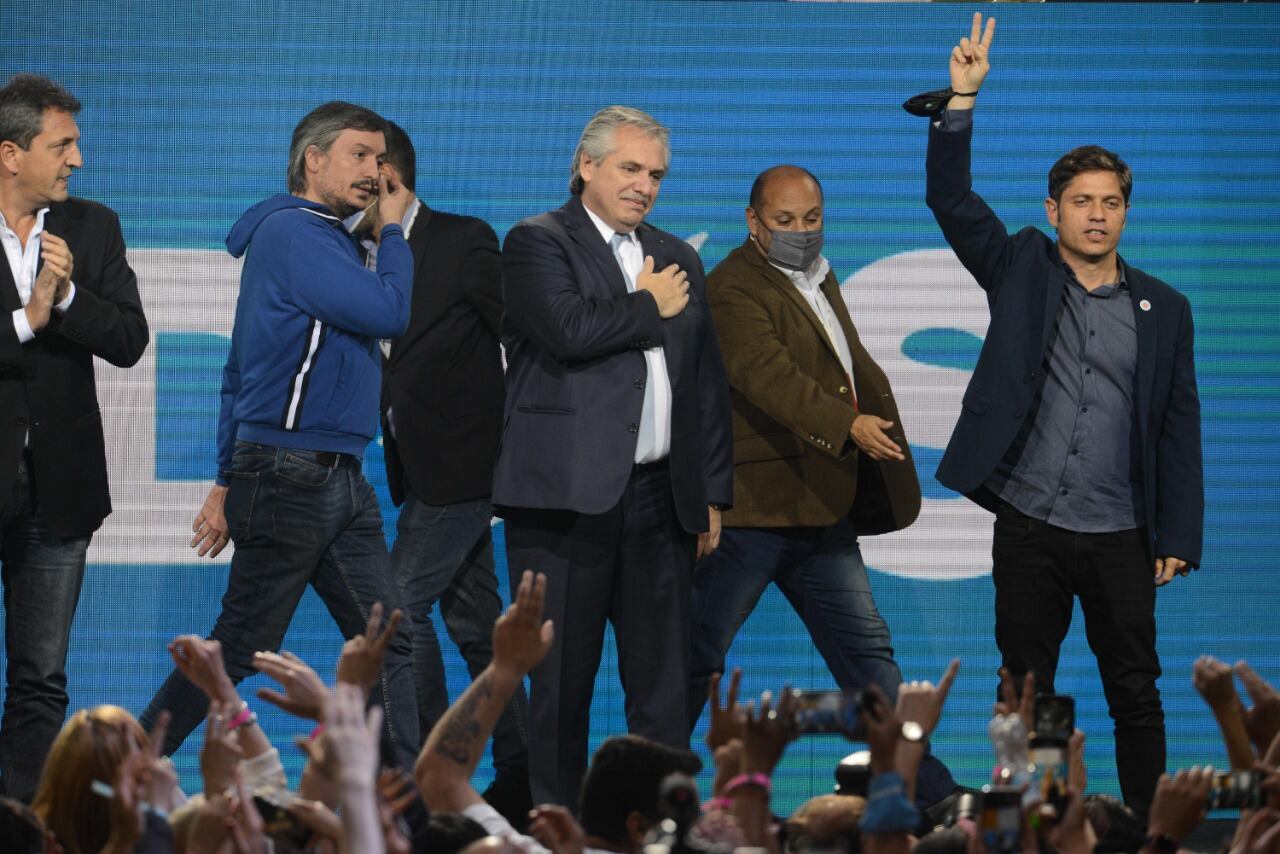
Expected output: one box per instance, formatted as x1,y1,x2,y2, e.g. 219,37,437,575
922,13,1203,816
141,101,420,770
0,73,148,801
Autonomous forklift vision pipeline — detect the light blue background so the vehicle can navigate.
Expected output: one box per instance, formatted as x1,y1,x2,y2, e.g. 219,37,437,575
3,1,1279,813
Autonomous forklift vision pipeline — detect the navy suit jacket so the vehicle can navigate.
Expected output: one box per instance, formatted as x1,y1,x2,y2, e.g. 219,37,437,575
0,198,148,537
926,121,1203,567
492,196,733,533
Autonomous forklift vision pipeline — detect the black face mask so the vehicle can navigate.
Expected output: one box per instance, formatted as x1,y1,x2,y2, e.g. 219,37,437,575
758,223,824,272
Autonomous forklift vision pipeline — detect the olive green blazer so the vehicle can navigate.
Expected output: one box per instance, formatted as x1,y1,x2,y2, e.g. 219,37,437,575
706,239,920,534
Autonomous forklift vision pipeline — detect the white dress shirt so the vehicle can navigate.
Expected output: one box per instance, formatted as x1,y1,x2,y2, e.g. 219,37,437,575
2,207,77,344
583,205,673,463
772,254,854,382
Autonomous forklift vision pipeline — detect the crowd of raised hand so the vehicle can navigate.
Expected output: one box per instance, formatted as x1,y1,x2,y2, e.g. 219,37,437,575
4,576,1280,854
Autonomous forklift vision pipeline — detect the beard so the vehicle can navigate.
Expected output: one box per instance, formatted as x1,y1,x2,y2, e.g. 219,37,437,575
322,182,377,219
350,194,381,241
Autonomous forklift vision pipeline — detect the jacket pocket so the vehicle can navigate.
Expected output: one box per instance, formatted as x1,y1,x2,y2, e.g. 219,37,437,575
515,404,576,416
735,432,804,464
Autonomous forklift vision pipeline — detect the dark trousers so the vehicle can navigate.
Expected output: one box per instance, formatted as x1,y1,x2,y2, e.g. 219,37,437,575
0,453,90,802
992,502,1163,816
141,442,419,770
391,492,527,774
689,520,957,806
501,462,695,808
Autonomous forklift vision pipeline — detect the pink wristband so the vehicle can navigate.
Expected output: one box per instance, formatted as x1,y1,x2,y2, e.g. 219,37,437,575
724,772,771,796
226,702,254,731
703,795,733,812
309,724,326,742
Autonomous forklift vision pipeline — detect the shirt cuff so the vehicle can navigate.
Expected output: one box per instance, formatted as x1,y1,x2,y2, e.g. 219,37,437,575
12,308,34,344
933,108,974,133
55,281,76,312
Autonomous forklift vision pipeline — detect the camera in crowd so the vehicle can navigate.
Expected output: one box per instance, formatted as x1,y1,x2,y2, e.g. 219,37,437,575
1206,769,1265,810
786,688,870,740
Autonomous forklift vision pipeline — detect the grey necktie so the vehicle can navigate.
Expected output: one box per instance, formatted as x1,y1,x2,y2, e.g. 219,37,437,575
610,233,657,460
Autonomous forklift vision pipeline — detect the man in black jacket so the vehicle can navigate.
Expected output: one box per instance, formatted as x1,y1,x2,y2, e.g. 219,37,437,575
0,74,148,800
925,15,1202,816
353,121,530,818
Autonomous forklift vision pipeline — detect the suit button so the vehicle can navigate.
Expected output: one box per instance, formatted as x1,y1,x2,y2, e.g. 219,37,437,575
838,385,849,395
628,423,639,433
1014,410,1023,418
634,379,645,390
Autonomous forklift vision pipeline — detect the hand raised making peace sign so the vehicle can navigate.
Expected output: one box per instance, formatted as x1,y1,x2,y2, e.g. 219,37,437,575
950,12,997,96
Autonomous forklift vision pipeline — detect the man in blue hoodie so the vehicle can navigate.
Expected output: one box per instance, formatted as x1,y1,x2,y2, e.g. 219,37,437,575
140,101,420,768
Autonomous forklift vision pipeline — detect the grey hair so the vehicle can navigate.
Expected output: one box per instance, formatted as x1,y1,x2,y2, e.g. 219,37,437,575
569,105,669,195
0,74,81,149
286,101,386,195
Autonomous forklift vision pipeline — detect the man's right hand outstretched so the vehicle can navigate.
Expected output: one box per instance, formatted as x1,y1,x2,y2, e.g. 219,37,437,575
191,484,230,558
949,12,996,103
636,255,690,319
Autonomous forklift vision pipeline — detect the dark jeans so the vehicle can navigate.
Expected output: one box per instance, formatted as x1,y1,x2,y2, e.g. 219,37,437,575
141,442,419,770
502,462,695,808
689,520,957,806
0,453,90,802
391,493,527,773
992,502,1163,816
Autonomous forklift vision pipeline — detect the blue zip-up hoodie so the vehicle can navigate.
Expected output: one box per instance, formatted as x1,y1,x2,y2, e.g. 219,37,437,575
214,194,412,484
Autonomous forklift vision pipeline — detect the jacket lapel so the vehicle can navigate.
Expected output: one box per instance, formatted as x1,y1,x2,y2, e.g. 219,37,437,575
636,222,665,278
742,239,845,368
1126,260,1157,446
387,201,431,368
1041,262,1068,358
0,248,18,312
563,197,629,298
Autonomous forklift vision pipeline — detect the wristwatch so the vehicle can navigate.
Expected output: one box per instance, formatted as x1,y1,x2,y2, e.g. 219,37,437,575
900,721,924,743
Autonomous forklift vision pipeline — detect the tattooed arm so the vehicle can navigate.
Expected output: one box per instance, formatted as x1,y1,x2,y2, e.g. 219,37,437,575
415,571,554,812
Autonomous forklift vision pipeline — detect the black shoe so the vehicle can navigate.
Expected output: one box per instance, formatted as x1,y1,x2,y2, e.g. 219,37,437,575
482,763,534,833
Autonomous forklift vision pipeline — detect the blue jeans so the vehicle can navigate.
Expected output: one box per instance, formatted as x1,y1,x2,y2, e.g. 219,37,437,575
0,454,90,802
689,520,957,805
391,494,527,773
141,442,419,769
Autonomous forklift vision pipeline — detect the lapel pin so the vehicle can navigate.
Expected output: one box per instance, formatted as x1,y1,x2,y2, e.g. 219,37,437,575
1139,299,1151,312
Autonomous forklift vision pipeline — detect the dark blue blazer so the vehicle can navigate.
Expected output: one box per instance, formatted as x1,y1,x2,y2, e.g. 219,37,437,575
926,122,1203,567
492,196,733,533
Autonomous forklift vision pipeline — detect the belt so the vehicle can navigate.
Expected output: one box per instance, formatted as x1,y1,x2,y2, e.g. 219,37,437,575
314,450,358,468
634,457,670,475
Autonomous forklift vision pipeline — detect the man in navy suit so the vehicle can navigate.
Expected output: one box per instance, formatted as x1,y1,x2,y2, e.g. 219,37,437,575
493,105,733,808
925,15,1202,817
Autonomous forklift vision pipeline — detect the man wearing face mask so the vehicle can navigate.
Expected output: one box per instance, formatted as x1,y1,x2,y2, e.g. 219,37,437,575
688,165,958,808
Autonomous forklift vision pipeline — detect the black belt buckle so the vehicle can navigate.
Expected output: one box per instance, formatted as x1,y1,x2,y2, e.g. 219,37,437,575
315,451,341,468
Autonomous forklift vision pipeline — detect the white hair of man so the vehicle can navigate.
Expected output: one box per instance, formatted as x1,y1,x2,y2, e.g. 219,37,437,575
568,105,670,195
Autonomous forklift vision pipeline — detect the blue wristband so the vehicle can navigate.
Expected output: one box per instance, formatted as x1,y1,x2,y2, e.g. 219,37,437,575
860,771,920,835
